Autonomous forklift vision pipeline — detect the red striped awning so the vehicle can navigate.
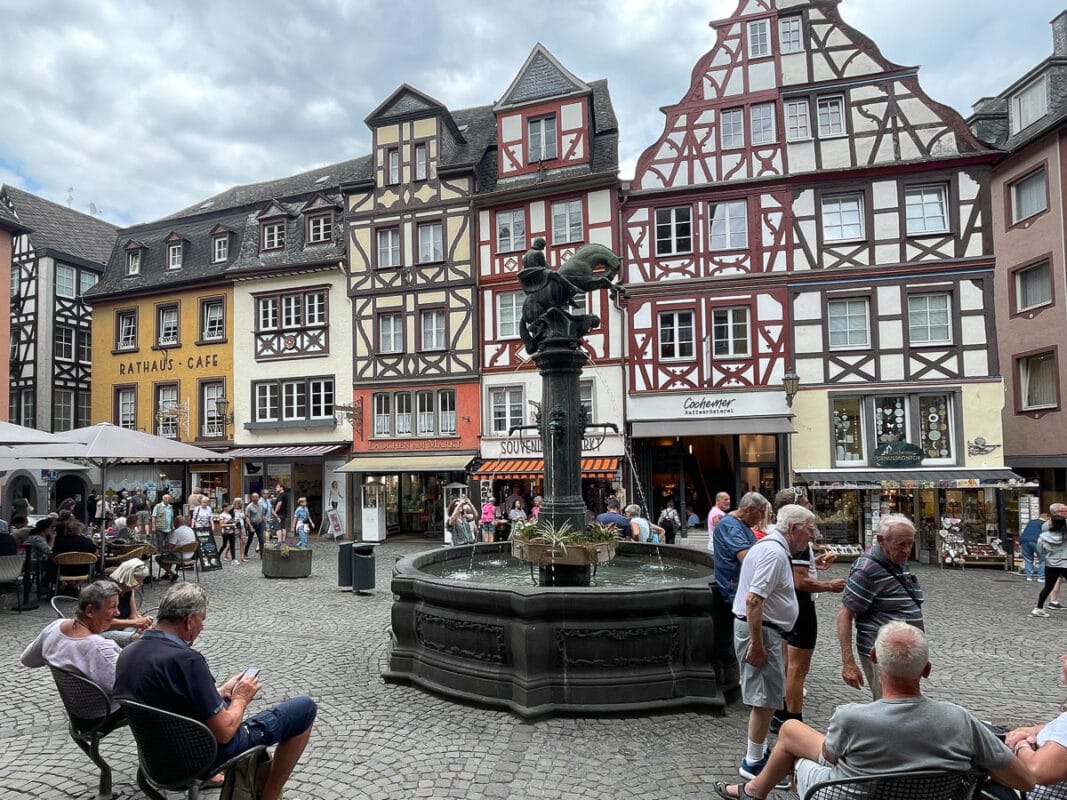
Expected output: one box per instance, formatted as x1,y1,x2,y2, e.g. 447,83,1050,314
472,457,620,480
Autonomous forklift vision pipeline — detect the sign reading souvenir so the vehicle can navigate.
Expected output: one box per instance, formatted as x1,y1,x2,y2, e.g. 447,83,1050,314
195,529,223,572
872,441,925,468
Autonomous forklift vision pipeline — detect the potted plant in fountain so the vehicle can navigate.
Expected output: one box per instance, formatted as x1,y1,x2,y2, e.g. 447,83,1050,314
510,519,618,567
262,540,313,579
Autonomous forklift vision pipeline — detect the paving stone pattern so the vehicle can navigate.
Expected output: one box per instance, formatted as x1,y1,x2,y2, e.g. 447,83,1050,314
0,534,1062,799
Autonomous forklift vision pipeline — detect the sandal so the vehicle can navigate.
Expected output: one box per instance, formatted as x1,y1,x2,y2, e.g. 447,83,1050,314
200,772,225,788
714,781,763,800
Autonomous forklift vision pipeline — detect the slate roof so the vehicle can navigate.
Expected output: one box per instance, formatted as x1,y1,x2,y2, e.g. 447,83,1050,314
0,195,26,233
0,185,118,265
968,59,1067,153
495,44,591,109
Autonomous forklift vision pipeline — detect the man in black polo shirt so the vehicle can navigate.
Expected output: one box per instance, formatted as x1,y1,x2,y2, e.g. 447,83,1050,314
114,584,316,800
595,498,631,539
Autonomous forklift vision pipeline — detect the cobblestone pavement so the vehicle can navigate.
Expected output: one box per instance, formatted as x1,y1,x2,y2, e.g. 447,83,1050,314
1,533,1063,799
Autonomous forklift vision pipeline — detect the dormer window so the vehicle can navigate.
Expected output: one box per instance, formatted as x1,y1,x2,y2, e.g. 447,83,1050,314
126,251,141,275
528,116,557,162
213,235,229,263
167,242,183,270
1011,76,1048,134
307,213,333,244
262,221,285,251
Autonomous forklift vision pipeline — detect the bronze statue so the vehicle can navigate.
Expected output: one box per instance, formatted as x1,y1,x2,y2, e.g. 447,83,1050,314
517,237,628,354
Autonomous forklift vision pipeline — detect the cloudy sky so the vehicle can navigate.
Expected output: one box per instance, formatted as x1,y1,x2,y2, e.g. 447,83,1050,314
1,0,1062,227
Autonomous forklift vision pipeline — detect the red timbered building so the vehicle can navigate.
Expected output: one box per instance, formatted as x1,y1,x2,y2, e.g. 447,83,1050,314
624,0,1016,552
474,45,625,514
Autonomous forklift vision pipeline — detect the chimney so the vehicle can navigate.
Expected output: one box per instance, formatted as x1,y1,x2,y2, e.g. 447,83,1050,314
1053,10,1067,57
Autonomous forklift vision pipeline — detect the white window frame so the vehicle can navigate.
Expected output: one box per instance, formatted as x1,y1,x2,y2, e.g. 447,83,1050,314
420,309,445,351
306,291,326,326
168,242,183,269
907,293,952,345
904,184,949,235
416,390,435,435
387,148,400,184
77,330,91,364
658,310,695,361
56,264,76,298
1016,260,1052,313
54,389,74,432
377,227,401,267
201,299,224,341
497,292,523,339
262,222,285,250
117,311,137,351
156,385,179,437
747,18,771,57
438,389,456,435
79,271,97,296
255,383,279,423
117,388,136,430
655,206,693,256
832,396,866,465
308,213,332,244
157,306,179,347
55,325,75,361
373,393,392,436
77,390,90,428
817,95,846,138
711,307,751,359
1011,76,1048,134
822,193,865,242
784,99,810,141
395,392,412,435
202,382,225,438
379,313,403,354
750,102,776,145
414,143,428,181
282,294,301,329
258,297,279,331
1011,168,1048,224
490,386,524,435
126,251,141,276
1020,351,1057,411
213,235,229,263
496,208,526,253
579,380,595,424
720,108,744,149
709,200,748,250
309,378,333,419
528,115,558,162
779,17,802,53
281,380,308,422
551,199,583,244
418,221,443,263
827,298,870,349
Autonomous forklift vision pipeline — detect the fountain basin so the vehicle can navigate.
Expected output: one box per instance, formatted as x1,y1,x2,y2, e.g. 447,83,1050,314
384,542,737,719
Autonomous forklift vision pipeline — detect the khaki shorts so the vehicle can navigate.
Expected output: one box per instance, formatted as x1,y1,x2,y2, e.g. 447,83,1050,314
795,756,834,799
733,618,786,709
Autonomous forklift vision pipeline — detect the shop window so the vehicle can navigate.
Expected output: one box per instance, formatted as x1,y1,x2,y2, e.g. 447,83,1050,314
659,310,694,360
917,394,954,463
873,396,908,446
490,386,523,435
832,397,865,464
655,206,692,256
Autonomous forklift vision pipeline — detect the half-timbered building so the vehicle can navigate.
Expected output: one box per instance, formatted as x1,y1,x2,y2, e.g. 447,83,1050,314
473,45,625,517
625,0,1018,555
969,11,1067,511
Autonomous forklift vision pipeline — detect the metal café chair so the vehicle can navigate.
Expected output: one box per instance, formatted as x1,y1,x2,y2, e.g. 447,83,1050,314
48,665,128,800
119,699,265,800
51,594,79,618
802,769,983,800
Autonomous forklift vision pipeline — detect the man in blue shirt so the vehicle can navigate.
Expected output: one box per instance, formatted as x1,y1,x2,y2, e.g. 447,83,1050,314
114,584,316,800
1020,513,1049,581
596,498,632,539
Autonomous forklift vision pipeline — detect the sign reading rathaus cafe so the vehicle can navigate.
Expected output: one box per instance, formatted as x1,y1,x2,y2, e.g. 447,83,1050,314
117,353,220,376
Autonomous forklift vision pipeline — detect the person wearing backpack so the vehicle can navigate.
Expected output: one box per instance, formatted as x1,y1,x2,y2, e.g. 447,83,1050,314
658,500,680,545
128,487,150,538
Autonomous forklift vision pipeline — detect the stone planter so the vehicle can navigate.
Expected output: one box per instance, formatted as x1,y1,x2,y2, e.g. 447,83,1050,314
262,546,313,578
511,538,615,567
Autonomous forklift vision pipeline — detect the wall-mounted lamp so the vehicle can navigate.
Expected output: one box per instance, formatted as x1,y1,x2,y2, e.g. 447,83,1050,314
214,397,236,428
782,368,800,408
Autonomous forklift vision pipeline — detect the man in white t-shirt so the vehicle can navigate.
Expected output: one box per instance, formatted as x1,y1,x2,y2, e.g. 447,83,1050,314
706,492,731,548
157,515,196,581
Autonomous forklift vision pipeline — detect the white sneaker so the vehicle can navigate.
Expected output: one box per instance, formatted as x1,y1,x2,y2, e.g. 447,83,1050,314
233,559,240,565
1030,607,1050,617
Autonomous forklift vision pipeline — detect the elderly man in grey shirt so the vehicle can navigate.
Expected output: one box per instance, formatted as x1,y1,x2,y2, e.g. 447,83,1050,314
730,503,814,785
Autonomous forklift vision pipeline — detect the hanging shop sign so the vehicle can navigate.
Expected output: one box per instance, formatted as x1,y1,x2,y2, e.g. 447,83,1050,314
872,442,924,468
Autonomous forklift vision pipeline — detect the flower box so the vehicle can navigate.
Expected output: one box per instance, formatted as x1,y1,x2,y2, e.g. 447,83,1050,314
510,539,615,567
262,546,313,579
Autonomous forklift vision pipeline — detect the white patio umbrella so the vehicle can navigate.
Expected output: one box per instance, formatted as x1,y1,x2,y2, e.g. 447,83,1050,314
0,420,72,446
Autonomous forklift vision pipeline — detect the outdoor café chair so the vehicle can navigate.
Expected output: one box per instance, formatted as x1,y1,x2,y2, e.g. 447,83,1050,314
119,699,265,800
53,551,98,594
48,665,127,800
51,594,78,618
0,553,26,612
174,541,200,583
103,543,144,576
802,769,983,800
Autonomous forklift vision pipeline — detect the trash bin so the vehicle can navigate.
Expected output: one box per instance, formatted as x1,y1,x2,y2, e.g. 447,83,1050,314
352,543,376,592
337,541,353,589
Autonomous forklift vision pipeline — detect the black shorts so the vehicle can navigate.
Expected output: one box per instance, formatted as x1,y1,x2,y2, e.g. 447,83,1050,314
784,595,817,649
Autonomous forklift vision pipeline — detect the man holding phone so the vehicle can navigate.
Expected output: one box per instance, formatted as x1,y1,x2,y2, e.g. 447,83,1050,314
114,584,316,800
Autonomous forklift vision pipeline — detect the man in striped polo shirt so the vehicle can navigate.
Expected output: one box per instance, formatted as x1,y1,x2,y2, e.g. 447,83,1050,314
837,514,924,699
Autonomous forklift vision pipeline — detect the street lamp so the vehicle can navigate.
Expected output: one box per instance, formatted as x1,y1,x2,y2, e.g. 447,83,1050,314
215,397,235,428
783,368,800,408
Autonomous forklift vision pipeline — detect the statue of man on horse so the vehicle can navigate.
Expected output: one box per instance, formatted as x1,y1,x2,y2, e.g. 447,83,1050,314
517,237,628,354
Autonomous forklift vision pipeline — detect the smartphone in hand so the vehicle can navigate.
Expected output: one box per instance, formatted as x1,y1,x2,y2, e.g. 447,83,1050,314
242,667,260,681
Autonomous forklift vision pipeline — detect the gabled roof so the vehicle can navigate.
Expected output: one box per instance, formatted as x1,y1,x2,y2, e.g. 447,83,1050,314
968,59,1067,153
0,185,117,265
494,44,591,112
301,193,340,213
256,200,292,220
366,84,466,142
0,195,27,234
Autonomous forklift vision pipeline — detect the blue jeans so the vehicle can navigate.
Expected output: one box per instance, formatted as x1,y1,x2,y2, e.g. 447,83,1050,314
212,696,317,771
1021,539,1045,579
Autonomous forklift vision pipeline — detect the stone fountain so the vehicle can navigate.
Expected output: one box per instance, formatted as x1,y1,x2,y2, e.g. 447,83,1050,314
384,239,736,718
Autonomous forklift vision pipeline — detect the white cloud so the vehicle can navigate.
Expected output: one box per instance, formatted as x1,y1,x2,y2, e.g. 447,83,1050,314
0,0,1061,226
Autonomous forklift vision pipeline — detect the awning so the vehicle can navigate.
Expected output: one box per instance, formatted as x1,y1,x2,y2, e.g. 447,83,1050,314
224,444,350,458
472,456,621,480
630,417,794,437
796,468,1037,490
338,454,474,473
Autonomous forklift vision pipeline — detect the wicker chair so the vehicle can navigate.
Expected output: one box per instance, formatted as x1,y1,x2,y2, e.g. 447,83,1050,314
0,553,25,612
53,551,98,594
119,699,265,800
48,666,127,800
802,769,984,800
